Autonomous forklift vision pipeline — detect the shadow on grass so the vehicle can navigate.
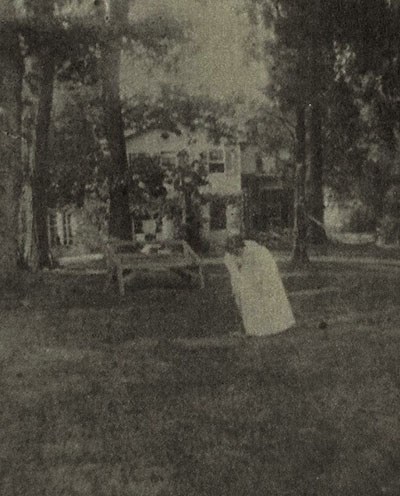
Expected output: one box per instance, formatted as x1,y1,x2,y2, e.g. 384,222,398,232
1,260,400,495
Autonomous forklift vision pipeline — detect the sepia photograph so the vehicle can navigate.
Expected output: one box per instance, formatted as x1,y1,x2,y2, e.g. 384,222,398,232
1,0,400,494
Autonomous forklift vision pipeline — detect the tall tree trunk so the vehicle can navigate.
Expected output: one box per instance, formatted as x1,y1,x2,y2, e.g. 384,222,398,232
32,49,56,268
102,41,132,240
0,28,23,280
308,101,327,244
291,106,309,266
372,119,396,229
20,56,39,270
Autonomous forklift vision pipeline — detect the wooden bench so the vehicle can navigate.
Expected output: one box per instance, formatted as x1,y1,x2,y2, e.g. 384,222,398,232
103,239,205,296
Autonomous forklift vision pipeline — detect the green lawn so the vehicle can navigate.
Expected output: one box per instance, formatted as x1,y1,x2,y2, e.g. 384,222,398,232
1,261,400,495
268,237,400,261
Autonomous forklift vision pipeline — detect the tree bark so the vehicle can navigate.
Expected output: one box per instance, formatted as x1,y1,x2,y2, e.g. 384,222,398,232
32,49,56,268
101,41,132,240
0,29,24,280
291,106,309,266
308,101,327,244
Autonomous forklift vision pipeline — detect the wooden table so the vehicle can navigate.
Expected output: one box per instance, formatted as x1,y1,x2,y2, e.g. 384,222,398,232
103,239,205,296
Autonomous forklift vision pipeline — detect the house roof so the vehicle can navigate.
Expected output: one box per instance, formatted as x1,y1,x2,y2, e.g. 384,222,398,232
124,127,183,142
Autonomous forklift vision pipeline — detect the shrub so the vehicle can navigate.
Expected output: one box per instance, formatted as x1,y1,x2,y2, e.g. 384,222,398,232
347,205,377,233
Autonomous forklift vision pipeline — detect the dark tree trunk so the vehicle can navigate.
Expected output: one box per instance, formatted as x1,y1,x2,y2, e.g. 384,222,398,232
0,28,24,280
308,101,327,244
372,119,396,228
102,41,132,241
32,49,55,268
292,106,309,266
184,191,202,251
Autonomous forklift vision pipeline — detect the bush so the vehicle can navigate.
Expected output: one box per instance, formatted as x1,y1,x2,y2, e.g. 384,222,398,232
347,205,377,233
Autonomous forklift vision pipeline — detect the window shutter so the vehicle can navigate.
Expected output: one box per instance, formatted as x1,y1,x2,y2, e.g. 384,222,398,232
225,146,238,176
225,147,233,175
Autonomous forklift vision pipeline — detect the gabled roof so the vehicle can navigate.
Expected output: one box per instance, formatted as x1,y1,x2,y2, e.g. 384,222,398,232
124,126,183,142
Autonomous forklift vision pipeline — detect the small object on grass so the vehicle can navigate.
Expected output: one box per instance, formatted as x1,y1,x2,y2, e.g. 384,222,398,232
318,320,328,330
20,298,31,309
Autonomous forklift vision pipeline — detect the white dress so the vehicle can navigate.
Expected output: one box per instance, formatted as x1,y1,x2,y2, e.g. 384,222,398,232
224,241,295,336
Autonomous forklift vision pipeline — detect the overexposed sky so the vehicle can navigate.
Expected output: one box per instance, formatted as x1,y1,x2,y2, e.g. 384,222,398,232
121,0,269,103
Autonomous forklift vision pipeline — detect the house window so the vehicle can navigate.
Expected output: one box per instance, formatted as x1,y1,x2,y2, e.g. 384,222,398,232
160,151,177,168
62,212,73,245
210,199,227,230
208,148,225,173
134,218,144,234
256,154,263,173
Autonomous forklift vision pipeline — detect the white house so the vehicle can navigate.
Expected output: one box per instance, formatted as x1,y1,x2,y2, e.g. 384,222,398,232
125,127,243,250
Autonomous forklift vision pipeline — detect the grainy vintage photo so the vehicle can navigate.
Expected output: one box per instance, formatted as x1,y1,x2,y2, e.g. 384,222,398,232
1,0,400,494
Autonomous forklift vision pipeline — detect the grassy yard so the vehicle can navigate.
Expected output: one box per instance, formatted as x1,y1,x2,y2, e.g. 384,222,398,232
1,259,400,495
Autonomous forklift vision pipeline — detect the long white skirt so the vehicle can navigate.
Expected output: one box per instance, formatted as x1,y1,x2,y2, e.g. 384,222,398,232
224,242,295,336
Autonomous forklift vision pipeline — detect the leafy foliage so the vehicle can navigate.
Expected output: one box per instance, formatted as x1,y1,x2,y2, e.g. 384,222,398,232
252,0,400,235
123,84,241,145
127,153,167,219
129,150,208,214
126,149,208,249
47,87,107,209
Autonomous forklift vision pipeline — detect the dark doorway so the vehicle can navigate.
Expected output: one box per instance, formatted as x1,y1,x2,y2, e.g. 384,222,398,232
256,189,294,231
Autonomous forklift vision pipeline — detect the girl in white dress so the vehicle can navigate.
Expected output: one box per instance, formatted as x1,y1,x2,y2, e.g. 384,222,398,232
224,236,295,336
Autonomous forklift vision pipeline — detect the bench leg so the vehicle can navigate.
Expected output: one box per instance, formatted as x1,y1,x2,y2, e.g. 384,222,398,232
198,266,205,289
